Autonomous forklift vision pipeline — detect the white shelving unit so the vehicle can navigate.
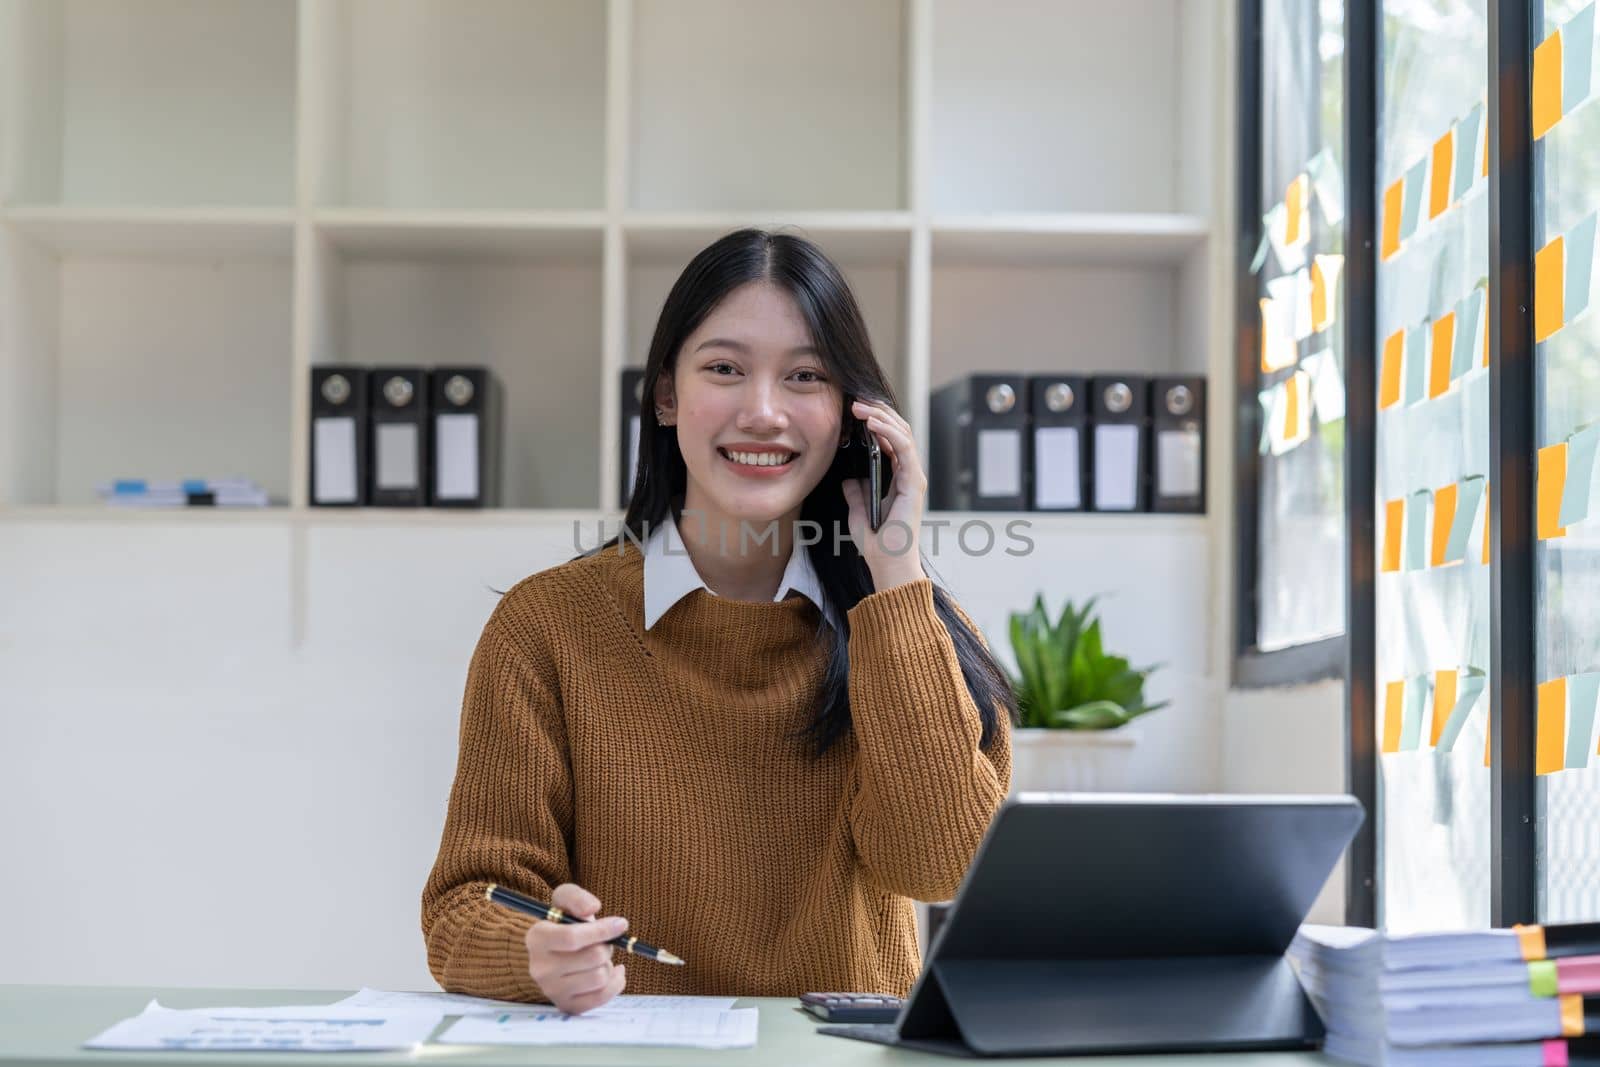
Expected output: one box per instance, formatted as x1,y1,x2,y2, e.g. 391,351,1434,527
0,0,1222,519
0,0,1234,991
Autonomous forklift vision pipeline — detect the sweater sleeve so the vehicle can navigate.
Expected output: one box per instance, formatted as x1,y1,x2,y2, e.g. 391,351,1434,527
844,578,1012,901
420,607,574,1002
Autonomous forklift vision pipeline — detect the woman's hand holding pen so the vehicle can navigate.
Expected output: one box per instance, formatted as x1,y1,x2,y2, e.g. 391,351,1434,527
522,883,628,1014
842,398,928,592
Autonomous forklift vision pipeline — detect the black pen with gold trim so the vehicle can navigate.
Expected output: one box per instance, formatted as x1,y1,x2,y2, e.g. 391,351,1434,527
484,884,687,966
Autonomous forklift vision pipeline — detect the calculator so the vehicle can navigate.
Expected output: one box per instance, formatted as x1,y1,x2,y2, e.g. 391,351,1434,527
799,992,905,1024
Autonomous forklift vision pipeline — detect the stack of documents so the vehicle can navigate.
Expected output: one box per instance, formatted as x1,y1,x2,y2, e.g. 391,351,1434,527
1290,924,1600,1066
83,988,758,1053
96,478,270,508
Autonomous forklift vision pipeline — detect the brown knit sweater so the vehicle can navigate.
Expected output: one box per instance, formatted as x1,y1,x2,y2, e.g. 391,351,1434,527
419,539,1011,1001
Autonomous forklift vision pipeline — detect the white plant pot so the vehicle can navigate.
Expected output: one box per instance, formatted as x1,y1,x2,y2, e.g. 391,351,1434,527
1007,724,1140,793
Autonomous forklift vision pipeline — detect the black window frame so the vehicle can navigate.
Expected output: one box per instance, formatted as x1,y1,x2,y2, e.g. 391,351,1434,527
1233,0,1347,691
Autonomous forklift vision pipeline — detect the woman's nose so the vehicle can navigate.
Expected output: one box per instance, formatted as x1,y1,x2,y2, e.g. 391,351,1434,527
737,380,789,430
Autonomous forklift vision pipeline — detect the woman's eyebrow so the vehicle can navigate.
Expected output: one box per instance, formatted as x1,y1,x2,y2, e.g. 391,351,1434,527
693,338,818,357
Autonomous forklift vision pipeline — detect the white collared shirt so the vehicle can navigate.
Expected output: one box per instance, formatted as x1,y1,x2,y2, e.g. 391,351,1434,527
642,510,838,632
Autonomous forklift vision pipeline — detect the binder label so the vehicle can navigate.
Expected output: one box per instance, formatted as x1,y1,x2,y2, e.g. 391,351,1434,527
436,414,481,502
313,417,359,505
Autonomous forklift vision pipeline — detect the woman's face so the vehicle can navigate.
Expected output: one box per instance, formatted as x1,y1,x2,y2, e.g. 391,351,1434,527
656,280,846,535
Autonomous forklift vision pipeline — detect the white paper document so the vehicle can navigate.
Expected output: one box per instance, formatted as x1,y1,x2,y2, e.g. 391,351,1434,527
437,1000,757,1049
83,999,442,1052
334,987,736,1016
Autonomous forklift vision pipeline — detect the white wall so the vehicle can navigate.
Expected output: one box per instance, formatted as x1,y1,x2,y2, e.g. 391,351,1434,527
1220,682,1349,924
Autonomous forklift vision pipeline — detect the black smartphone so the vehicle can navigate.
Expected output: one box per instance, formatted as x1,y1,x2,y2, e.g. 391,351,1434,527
865,425,883,531
844,413,887,531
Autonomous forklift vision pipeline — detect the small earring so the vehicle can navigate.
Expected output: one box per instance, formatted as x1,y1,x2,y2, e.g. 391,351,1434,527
838,435,851,449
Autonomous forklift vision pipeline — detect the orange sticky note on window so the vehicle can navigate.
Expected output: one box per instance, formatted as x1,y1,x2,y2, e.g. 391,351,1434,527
1383,680,1406,754
1485,706,1493,766
1432,669,1459,748
1536,236,1566,342
1483,297,1492,366
1285,174,1308,246
1432,482,1459,567
1483,482,1492,564
1382,180,1404,260
1539,443,1570,540
1430,312,1457,398
1533,30,1565,141
1430,131,1455,219
1382,497,1405,573
1380,329,1405,409
1537,677,1568,775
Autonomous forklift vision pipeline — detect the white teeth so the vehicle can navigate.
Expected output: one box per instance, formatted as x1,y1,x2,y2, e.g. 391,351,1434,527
724,449,795,467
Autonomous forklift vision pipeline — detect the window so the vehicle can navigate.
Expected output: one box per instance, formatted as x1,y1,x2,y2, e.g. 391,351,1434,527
1237,0,1347,686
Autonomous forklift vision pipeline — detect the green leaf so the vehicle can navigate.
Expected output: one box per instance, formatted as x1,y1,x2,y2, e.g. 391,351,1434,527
1003,593,1166,731
1046,701,1130,730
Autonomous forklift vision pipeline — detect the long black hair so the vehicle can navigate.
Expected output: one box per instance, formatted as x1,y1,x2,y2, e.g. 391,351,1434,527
599,228,1014,757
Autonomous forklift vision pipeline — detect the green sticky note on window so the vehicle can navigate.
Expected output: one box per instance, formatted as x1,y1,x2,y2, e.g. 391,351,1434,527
1405,490,1431,571
1565,213,1596,325
1564,4,1596,116
1559,420,1600,528
1565,671,1600,770
1452,287,1484,381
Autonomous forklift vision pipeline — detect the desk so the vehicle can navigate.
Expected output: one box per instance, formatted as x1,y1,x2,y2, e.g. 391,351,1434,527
0,985,1338,1066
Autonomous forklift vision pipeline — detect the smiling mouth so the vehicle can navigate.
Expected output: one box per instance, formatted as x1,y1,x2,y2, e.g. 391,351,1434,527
718,447,799,469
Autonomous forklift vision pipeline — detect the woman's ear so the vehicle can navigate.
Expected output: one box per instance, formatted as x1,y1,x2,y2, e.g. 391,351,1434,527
653,376,677,427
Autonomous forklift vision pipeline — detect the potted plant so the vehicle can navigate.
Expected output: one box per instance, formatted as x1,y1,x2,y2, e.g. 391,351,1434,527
1003,594,1167,792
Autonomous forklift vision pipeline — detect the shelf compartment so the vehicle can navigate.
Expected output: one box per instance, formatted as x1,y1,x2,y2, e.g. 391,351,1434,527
310,236,604,510
3,0,297,207
311,0,608,211
629,0,906,211
930,0,1183,214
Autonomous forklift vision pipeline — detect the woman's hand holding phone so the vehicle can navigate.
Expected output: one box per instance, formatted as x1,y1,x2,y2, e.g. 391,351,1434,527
523,882,628,1014
841,398,928,592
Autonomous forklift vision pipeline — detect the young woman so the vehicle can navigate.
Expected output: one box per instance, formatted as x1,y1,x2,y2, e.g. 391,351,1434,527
420,229,1014,1014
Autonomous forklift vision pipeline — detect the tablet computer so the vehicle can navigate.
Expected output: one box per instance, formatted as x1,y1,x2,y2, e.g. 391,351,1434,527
822,792,1364,1058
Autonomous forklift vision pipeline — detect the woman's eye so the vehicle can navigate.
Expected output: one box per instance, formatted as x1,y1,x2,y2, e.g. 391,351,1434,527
794,370,826,384
708,362,737,375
